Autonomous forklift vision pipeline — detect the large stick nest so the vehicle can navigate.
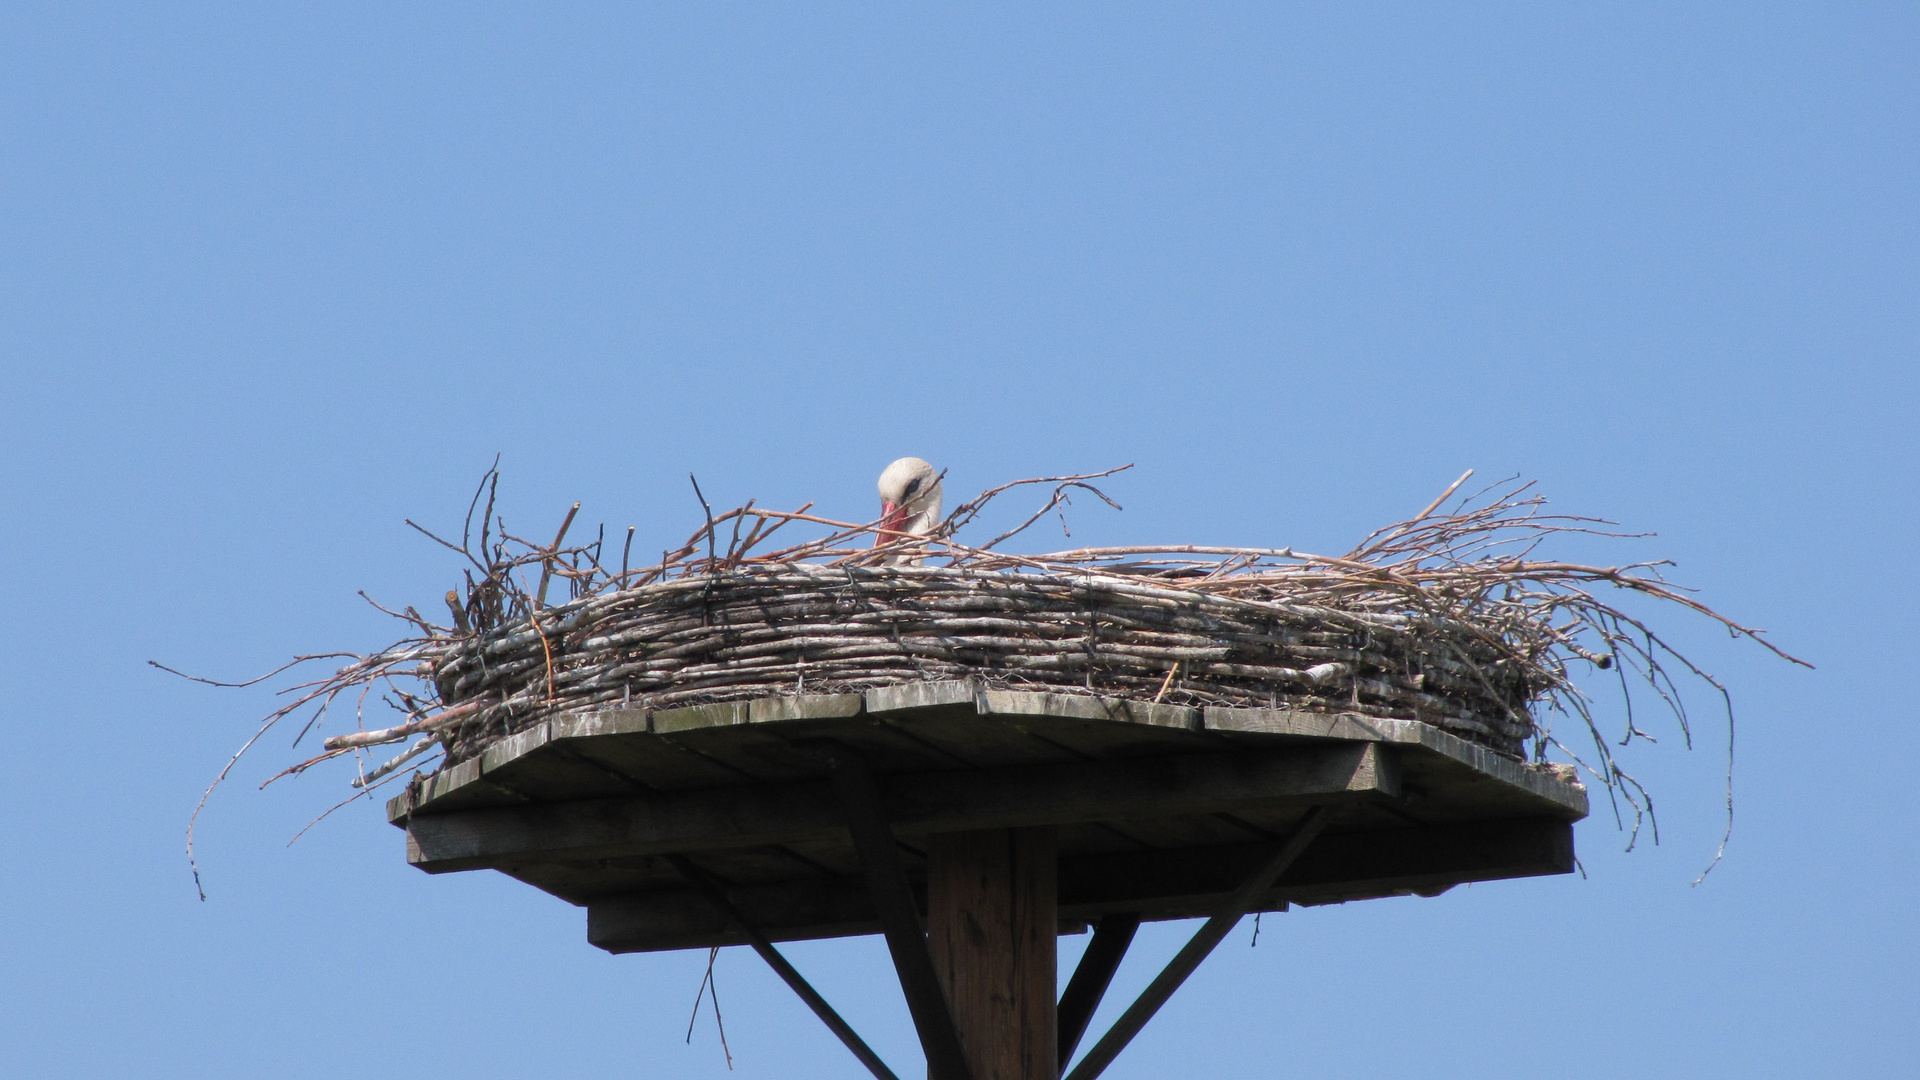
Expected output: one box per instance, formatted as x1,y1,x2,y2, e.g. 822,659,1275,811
173,465,1806,888
437,561,1542,758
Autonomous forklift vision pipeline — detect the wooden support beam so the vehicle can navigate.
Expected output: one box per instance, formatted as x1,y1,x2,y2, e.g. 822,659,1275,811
927,828,1058,1080
1057,812,1573,909
1062,807,1335,1080
665,855,903,1080
585,816,1574,954
406,743,1397,873
1055,915,1140,1072
823,746,975,1080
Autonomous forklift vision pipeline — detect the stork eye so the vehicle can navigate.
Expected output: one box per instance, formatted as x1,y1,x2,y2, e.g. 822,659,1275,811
903,477,922,497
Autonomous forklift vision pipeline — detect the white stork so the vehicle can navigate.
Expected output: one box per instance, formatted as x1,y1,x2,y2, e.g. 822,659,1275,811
875,456,943,562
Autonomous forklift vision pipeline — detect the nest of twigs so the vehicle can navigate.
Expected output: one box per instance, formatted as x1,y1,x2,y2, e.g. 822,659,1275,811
424,559,1542,760
173,464,1805,888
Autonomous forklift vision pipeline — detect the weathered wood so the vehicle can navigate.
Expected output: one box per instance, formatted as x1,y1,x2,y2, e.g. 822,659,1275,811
474,722,650,801
1201,705,1587,816
875,713,1087,771
864,680,980,716
749,693,867,723
550,708,755,790
975,692,1213,762
389,689,1586,975
406,743,1397,873
1055,915,1140,1072
652,701,837,782
386,688,1589,1080
824,747,974,1080
393,755,531,815
588,875,881,951
584,816,1574,952
979,690,1200,733
392,696,1584,827
928,828,1057,1080
1062,807,1333,1080
1059,815,1574,913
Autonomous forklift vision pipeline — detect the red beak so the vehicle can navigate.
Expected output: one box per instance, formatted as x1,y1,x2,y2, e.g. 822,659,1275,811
876,500,906,547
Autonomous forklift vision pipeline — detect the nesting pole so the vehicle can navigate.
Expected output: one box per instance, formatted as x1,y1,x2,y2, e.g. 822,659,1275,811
392,683,1587,1080
927,828,1058,1080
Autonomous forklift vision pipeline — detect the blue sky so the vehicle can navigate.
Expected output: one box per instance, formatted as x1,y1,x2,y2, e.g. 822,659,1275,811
2,5,1913,1078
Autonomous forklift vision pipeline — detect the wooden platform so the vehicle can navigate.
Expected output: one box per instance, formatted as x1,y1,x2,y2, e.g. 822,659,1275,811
388,681,1586,954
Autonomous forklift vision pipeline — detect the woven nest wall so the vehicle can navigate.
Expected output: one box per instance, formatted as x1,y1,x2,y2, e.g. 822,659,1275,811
430,563,1537,764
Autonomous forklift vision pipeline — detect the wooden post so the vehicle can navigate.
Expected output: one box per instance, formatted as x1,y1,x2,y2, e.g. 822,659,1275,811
927,827,1058,1080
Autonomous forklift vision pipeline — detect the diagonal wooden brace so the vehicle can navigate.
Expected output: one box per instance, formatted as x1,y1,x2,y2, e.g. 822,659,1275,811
666,854,903,1080
1056,914,1141,1071
819,745,975,1080
1062,805,1337,1080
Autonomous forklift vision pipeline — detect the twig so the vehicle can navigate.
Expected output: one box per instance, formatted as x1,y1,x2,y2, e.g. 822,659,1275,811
1415,469,1475,522
535,502,582,608
690,475,716,567
149,654,354,689
1154,661,1181,704
444,590,470,634
352,736,440,788
686,945,731,1067
320,696,498,750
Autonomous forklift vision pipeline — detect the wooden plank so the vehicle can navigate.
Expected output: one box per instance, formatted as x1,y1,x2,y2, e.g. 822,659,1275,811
654,730,825,782
555,709,758,792
397,756,530,816
652,697,958,780
394,697,1583,824
1199,706,1412,743
1054,820,1151,859
496,843,867,906
582,817,1574,953
680,845,851,885
865,680,980,716
1088,813,1262,852
770,836,879,878
750,693,866,723
776,716,977,773
979,692,1217,761
872,713,1087,771
1059,815,1575,916
590,878,883,953
494,860,663,906
502,810,1574,913
395,709,748,822
980,691,1200,733
479,722,654,802
1218,799,1407,842
391,700,852,818
1202,706,1588,817
406,743,1399,873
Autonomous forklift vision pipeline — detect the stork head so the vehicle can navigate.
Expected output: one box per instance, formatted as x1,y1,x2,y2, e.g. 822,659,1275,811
876,456,943,546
